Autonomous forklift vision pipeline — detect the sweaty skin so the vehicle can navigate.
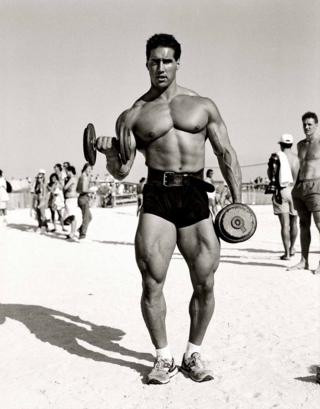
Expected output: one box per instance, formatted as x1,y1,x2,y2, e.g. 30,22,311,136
97,45,242,354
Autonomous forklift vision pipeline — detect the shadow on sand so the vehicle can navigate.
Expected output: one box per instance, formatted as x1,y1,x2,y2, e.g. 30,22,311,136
295,365,320,384
220,258,287,268
0,304,154,382
7,223,68,242
7,222,37,233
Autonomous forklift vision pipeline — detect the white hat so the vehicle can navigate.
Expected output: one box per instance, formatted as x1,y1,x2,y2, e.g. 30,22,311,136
38,168,46,175
279,134,293,144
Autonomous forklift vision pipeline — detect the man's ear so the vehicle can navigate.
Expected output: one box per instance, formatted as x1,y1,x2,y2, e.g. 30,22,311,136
176,59,180,70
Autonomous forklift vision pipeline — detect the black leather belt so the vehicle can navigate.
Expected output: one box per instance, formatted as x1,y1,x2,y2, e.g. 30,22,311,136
146,168,214,192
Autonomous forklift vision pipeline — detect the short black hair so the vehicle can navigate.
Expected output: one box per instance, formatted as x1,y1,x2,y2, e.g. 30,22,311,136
67,165,76,175
146,33,181,61
49,173,58,184
302,111,318,124
54,163,62,171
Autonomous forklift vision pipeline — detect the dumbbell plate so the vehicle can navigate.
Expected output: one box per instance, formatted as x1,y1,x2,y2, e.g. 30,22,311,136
83,123,97,166
215,203,257,243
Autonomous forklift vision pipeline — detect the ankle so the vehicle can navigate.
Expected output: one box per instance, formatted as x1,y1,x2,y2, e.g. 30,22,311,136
185,341,201,359
156,345,172,361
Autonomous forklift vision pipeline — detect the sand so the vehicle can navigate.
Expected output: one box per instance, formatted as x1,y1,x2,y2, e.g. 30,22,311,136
0,205,319,409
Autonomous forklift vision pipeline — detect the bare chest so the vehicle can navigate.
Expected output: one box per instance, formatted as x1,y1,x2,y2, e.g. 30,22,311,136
133,97,208,143
299,140,320,161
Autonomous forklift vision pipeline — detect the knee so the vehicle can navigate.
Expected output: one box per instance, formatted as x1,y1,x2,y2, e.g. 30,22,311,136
193,276,215,300
141,278,164,305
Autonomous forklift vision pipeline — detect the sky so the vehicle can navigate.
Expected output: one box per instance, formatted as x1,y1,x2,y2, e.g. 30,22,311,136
1,0,319,182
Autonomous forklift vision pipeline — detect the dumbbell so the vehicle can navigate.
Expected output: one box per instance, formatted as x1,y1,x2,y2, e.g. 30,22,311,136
83,123,133,166
214,203,257,243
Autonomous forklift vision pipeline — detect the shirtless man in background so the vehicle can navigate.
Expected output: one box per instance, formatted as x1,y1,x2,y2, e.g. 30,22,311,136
268,134,300,260
290,111,320,274
97,33,242,384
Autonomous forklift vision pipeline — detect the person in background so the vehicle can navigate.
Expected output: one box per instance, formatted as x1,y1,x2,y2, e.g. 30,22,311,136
136,177,146,216
76,163,93,240
47,173,66,232
33,169,49,233
53,163,66,185
62,162,70,183
218,183,232,209
63,165,79,241
204,169,217,217
0,169,10,226
290,111,320,273
268,134,299,260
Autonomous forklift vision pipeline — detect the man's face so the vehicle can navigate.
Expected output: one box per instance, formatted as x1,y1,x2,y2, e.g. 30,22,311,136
147,47,179,89
303,118,318,138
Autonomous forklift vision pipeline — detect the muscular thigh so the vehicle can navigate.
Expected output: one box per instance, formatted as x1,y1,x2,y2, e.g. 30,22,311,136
177,216,220,285
135,212,177,283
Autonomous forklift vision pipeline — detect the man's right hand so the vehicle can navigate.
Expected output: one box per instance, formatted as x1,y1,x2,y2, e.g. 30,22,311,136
96,136,132,180
96,136,116,155
96,135,122,165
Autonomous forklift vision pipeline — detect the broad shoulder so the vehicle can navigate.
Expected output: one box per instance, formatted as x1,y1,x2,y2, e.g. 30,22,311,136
297,139,306,146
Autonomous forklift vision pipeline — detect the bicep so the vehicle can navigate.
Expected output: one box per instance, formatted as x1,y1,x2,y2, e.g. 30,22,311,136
206,105,231,157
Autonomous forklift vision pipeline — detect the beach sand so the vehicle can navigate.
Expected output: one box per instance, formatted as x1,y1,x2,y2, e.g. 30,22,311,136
0,205,319,409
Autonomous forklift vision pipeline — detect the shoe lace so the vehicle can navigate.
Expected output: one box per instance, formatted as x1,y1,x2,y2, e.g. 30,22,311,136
155,357,171,370
188,353,205,369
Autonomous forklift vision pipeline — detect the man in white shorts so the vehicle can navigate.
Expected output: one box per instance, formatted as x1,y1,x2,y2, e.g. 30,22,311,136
269,134,300,260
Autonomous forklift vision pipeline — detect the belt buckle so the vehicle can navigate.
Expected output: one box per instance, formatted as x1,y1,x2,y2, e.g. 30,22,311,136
163,171,175,187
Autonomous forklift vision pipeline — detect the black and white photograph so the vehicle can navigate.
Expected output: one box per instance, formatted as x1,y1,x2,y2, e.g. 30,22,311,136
1,1,319,408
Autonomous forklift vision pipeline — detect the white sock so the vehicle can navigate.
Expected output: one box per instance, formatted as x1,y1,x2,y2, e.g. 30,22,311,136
156,345,172,361
185,342,201,359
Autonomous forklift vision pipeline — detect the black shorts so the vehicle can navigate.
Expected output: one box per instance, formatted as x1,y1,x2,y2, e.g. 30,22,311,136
142,183,210,228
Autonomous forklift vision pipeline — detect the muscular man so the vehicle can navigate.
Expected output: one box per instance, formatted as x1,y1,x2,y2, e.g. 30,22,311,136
97,34,242,384
268,134,300,260
290,112,320,274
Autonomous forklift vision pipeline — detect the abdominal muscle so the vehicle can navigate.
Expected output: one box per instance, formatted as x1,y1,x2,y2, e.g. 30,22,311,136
142,128,206,172
300,158,320,179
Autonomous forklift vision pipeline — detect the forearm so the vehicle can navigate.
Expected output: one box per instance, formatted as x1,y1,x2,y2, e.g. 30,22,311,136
217,146,242,202
106,156,134,181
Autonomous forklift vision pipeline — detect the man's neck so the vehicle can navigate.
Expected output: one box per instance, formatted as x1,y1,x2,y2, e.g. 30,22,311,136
305,132,320,143
150,81,178,100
